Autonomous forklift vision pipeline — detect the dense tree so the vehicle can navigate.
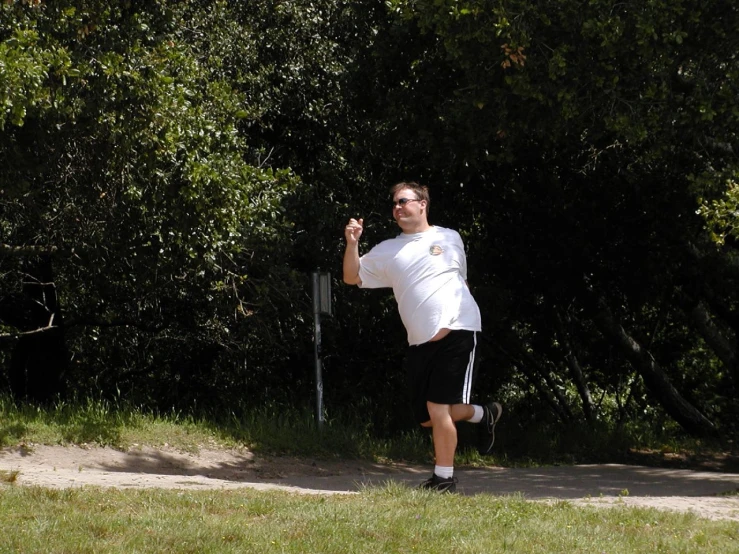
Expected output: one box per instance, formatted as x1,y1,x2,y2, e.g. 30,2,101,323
369,0,739,435
1,0,737,438
0,1,299,407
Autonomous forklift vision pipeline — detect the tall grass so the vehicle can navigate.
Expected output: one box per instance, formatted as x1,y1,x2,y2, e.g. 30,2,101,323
0,395,434,463
0,394,215,453
216,402,433,462
0,394,732,468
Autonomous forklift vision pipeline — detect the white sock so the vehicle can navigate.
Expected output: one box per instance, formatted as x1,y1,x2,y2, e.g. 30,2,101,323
434,465,454,479
467,405,484,423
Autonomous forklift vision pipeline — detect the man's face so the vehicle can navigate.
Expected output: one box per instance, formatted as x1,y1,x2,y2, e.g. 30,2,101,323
392,188,426,228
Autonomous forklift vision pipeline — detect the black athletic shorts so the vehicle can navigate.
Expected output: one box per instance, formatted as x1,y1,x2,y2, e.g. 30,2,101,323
404,329,479,424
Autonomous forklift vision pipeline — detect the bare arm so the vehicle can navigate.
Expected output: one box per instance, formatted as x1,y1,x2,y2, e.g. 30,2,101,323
343,218,363,285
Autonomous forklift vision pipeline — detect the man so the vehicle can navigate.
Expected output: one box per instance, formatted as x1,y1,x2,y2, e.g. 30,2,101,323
343,181,503,493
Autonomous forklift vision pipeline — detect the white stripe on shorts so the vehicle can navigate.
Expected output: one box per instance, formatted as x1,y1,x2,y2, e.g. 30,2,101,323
462,332,477,403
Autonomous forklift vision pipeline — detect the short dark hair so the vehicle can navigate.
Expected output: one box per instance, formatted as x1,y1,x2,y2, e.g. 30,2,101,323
390,181,430,212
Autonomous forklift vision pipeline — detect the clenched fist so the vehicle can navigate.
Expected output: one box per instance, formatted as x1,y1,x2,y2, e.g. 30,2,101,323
344,218,364,245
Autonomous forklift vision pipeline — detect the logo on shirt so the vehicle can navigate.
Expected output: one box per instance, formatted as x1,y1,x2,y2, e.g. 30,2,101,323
429,245,444,256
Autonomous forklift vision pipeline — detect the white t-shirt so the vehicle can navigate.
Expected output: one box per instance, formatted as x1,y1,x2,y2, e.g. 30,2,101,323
358,226,482,345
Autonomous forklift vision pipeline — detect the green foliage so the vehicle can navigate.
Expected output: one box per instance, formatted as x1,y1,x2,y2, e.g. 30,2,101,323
0,27,70,129
1,0,738,438
367,0,739,435
698,178,739,245
0,0,306,410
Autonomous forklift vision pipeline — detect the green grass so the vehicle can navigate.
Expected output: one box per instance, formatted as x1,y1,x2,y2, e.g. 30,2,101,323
0,395,434,463
0,469,19,483
0,485,737,554
0,395,218,453
1,394,735,470
1,396,738,553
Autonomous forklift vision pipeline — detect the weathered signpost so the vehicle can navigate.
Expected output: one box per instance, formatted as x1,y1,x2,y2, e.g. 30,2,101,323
311,271,332,430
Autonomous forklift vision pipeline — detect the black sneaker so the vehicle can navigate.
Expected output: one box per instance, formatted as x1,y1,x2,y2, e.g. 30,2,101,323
478,401,503,455
419,474,457,493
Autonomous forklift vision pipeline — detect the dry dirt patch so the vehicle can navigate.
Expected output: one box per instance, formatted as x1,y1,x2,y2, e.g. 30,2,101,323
1,444,738,521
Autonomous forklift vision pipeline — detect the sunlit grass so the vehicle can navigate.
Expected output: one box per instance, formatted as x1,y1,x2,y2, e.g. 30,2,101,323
0,395,218,453
0,484,736,554
0,469,19,484
0,394,733,469
1,395,737,553
0,395,434,464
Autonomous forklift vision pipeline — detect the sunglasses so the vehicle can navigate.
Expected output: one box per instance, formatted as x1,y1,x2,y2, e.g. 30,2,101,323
391,198,420,208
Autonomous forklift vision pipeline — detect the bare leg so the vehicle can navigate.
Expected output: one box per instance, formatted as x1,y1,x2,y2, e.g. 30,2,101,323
426,401,474,467
450,404,474,422
426,402,455,467
422,404,474,427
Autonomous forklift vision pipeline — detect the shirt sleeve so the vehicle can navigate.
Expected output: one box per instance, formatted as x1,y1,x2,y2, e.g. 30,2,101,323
451,230,468,281
358,246,391,289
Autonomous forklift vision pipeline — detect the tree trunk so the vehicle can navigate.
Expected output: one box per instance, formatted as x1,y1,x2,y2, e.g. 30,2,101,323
699,283,739,334
675,287,739,387
683,241,739,386
591,295,718,437
493,334,574,423
552,308,595,421
689,300,737,374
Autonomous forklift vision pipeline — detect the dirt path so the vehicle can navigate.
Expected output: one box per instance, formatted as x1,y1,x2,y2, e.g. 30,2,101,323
2,444,738,521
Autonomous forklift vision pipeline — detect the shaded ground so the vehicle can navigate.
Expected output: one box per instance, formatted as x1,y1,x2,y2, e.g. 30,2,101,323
1,444,738,521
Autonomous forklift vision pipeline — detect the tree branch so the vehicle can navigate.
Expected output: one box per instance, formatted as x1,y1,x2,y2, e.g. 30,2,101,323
588,291,718,437
0,244,63,256
0,324,59,340
65,318,166,333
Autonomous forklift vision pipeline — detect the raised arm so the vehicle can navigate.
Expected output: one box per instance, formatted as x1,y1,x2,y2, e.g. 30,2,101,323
343,218,363,285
